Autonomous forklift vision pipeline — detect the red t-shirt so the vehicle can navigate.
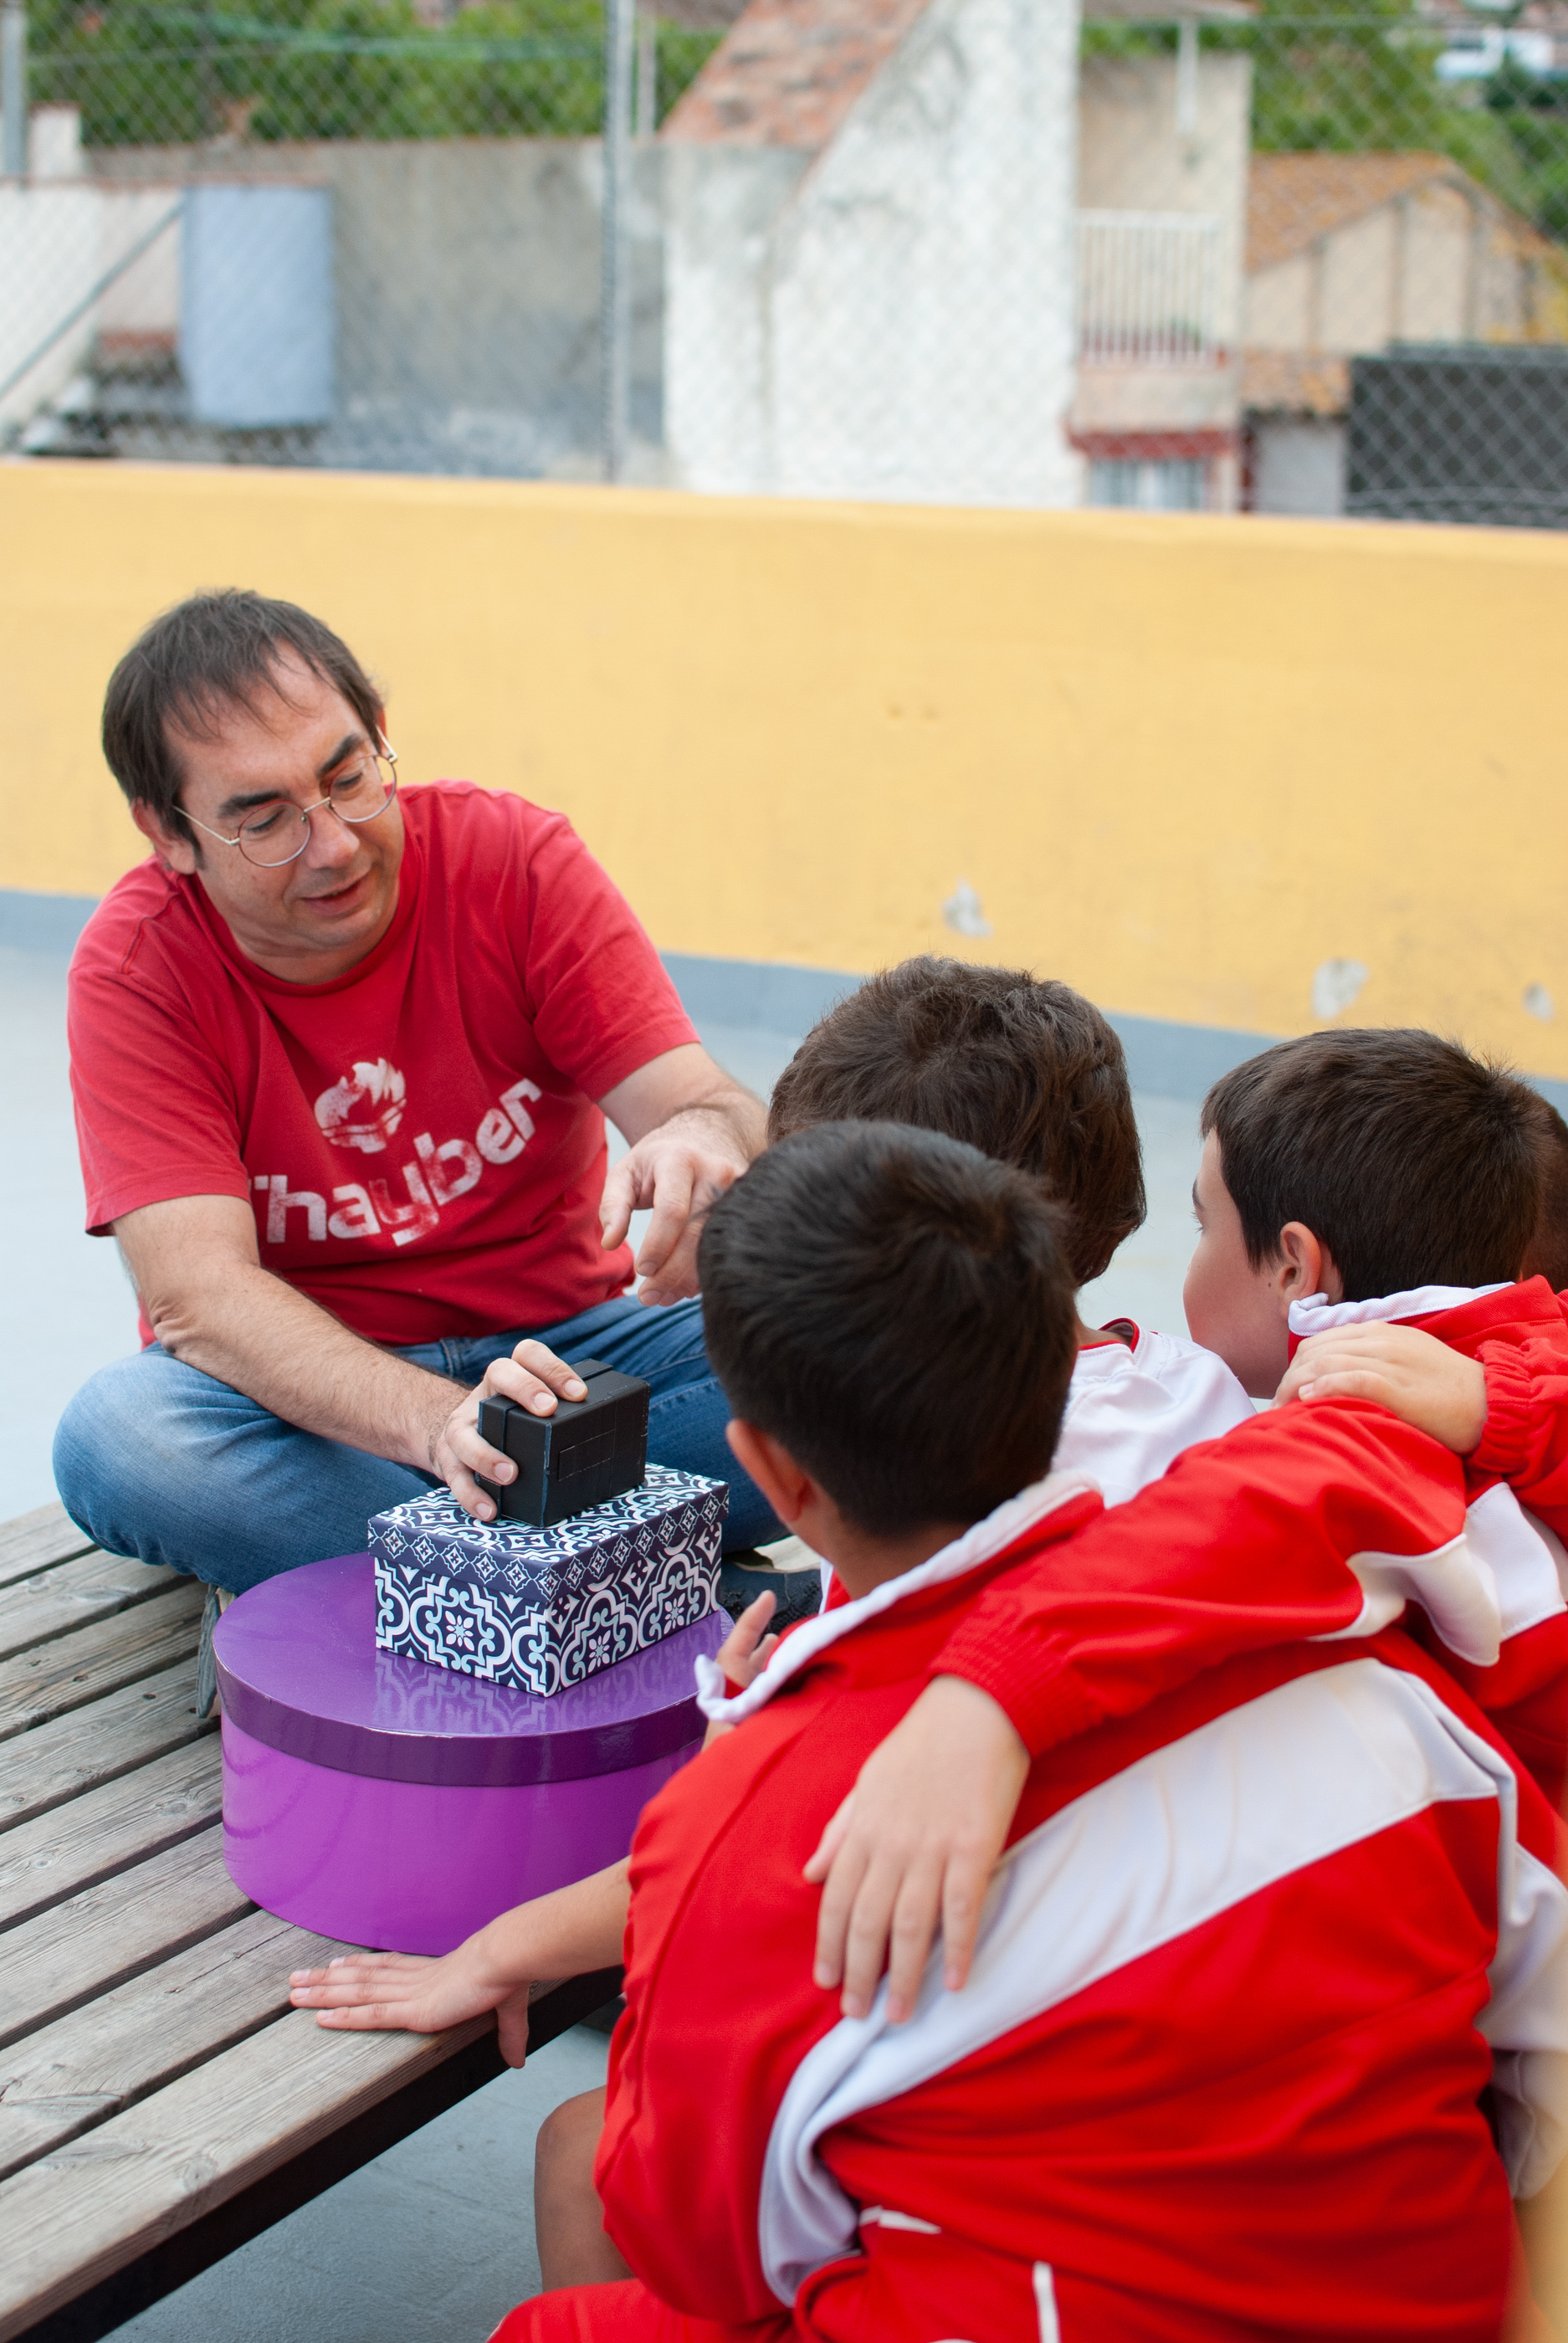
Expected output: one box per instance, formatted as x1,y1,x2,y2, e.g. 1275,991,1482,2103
69,783,699,1346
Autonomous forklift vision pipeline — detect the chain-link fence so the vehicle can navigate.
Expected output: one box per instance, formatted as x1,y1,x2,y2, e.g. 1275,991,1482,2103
0,0,716,472
4,0,1568,522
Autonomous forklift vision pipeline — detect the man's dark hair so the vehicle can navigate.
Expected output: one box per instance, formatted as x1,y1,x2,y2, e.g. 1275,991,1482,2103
1521,1092,1568,1293
699,1120,1078,1539
102,590,384,848
1202,1029,1540,1300
767,957,1145,1284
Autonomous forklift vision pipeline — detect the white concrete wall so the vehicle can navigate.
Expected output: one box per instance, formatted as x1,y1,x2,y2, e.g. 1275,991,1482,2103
0,178,180,429
0,185,103,427
664,0,1084,508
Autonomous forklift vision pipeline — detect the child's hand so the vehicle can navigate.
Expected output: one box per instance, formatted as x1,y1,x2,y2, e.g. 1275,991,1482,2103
701,1591,780,1747
802,1674,1028,2025
289,1946,544,2066
1274,1323,1488,1455
716,1589,780,1690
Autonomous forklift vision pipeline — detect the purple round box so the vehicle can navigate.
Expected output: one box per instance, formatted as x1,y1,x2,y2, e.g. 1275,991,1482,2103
215,1552,726,1955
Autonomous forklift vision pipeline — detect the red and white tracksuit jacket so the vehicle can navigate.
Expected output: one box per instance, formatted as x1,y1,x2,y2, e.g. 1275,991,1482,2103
500,1438,1568,2343
798,1319,1252,1610
930,1279,1568,1812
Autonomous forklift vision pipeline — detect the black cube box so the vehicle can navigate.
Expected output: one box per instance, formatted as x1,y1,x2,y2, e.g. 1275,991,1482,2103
474,1356,650,1528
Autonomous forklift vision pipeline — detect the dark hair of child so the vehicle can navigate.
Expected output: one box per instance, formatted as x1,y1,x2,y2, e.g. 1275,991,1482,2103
102,590,385,850
1520,1091,1568,1294
766,956,1145,1285
1202,1029,1540,1301
699,1120,1079,1539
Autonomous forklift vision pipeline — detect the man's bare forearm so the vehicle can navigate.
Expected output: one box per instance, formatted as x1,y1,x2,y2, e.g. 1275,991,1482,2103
170,1266,462,1466
119,1196,464,1469
659,1079,766,1162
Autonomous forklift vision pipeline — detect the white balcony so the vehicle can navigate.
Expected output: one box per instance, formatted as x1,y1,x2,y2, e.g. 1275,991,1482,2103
1076,210,1224,367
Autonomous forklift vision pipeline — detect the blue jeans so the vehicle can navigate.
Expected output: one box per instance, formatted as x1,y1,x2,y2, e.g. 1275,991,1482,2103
53,1295,780,1592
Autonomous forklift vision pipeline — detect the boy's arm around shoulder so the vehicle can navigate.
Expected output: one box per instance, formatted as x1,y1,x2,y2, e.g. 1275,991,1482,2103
808,1395,1475,2023
935,1397,1473,1756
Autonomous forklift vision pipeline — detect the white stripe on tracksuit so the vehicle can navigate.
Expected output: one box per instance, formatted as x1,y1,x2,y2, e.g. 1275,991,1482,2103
1290,1286,1568,1659
756,1658,1568,2307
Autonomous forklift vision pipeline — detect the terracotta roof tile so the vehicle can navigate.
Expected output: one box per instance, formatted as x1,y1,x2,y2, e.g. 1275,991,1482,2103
1240,348,1351,413
1248,151,1458,271
661,0,934,146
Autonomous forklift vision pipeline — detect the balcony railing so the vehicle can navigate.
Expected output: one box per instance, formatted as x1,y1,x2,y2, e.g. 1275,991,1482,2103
1077,211,1223,367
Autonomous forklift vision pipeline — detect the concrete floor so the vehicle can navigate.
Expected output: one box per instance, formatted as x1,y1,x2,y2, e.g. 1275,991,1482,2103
0,957,1207,2340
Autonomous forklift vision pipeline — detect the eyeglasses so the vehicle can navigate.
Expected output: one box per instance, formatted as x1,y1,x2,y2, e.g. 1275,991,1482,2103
182,747,399,869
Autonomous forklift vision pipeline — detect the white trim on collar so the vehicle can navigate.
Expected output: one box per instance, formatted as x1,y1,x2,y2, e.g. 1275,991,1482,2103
1289,1284,1510,1338
694,1472,1102,1730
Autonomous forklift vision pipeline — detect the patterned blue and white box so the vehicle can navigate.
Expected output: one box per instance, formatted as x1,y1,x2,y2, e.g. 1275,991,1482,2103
370,1466,727,1697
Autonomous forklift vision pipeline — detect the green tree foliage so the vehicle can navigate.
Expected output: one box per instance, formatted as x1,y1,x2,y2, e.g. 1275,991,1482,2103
1245,0,1446,154
1482,58,1568,241
28,0,718,146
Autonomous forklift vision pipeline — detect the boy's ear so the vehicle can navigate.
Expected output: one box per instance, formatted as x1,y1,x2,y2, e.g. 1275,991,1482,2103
1277,1222,1344,1309
725,1420,817,1528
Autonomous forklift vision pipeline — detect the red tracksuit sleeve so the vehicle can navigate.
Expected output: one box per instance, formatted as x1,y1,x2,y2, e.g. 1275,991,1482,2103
1470,1309,1568,1534
1446,1325,1568,1808
932,1400,1470,1756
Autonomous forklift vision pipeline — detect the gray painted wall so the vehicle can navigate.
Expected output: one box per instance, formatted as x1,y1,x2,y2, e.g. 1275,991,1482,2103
94,138,664,474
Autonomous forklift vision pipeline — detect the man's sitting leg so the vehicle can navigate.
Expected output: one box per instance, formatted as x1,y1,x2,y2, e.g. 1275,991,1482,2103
535,2089,629,2292
52,1342,433,1587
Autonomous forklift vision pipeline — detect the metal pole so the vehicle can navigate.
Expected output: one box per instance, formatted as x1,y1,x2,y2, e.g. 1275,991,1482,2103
1,1,27,181
600,0,634,481
636,9,657,140
1175,12,1199,141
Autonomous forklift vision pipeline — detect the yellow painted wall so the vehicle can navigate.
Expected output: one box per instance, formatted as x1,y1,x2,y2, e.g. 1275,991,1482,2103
3,461,1565,1072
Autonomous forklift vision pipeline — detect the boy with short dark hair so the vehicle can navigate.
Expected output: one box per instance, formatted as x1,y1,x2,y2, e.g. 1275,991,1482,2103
768,958,1145,1286
771,957,1252,1510
489,1121,1568,2343
1185,1028,1540,1390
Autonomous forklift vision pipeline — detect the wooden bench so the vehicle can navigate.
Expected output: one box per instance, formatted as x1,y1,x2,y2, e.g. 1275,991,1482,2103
0,1504,620,2343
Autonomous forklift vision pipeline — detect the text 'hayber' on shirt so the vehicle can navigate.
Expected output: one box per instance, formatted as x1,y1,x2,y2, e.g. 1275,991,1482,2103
68,784,698,1347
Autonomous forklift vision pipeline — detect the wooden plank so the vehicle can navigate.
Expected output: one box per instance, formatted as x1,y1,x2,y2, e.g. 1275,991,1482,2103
0,1508,95,1595
0,1829,250,2052
0,1910,344,2187
0,1554,181,1668
0,1661,211,1838
0,1741,221,1933
0,2007,494,2340
0,1582,202,1744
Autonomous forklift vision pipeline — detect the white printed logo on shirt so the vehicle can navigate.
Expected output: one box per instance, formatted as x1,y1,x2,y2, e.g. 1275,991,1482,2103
314,1058,407,1153
260,1077,543,1250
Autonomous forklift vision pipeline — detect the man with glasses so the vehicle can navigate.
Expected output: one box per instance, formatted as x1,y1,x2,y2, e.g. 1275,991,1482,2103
54,590,780,1695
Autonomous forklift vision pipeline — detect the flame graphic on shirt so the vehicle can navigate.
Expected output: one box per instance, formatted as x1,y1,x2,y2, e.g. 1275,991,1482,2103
315,1059,407,1154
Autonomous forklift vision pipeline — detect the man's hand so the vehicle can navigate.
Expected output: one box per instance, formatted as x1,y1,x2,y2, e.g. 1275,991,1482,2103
597,1044,766,1305
1275,1322,1488,1455
803,1674,1029,2024
434,1341,590,1522
290,1946,544,2066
